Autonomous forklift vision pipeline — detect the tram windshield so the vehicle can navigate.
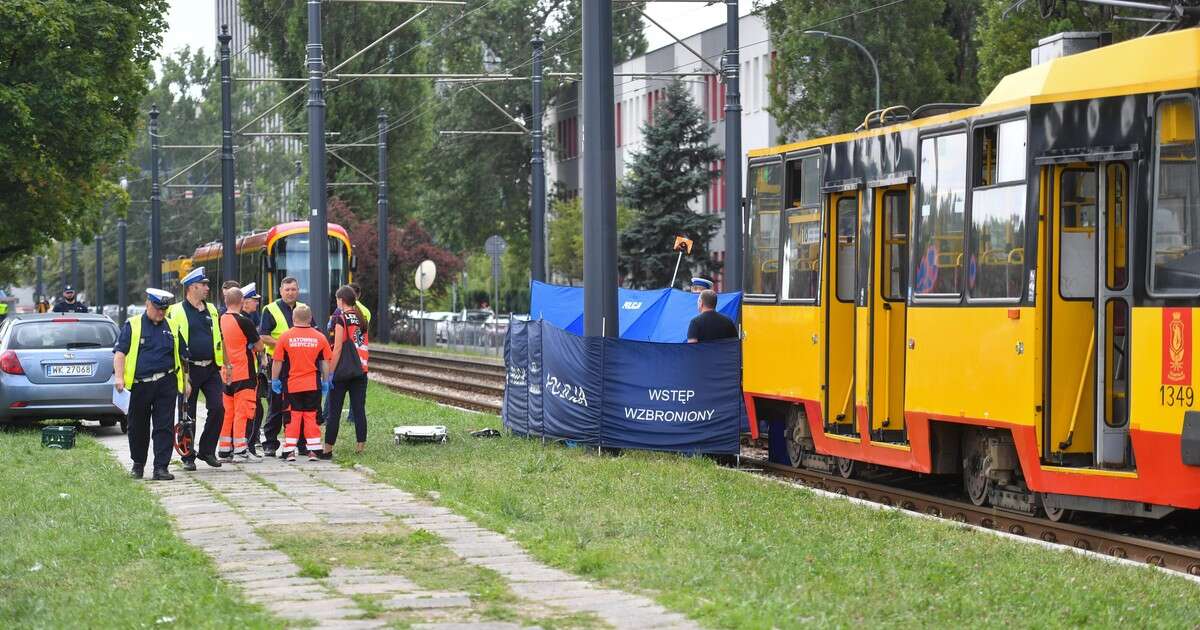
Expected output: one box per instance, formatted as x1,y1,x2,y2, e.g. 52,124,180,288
271,233,349,305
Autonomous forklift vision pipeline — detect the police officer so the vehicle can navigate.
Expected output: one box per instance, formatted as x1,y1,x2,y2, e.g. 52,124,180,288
53,284,89,313
165,267,225,470
113,288,190,480
689,277,714,294
259,276,306,457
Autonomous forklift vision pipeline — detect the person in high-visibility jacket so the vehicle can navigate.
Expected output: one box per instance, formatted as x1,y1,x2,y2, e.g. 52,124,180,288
219,287,264,461
165,267,225,469
113,288,190,481
258,276,306,457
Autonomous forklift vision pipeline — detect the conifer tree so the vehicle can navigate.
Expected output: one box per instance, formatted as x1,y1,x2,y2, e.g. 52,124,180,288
619,80,722,289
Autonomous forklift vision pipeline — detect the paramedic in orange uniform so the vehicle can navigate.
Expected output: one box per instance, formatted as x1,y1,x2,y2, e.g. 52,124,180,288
218,287,264,461
271,304,331,462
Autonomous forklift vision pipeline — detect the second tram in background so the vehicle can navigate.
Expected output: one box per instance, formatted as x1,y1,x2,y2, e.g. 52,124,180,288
741,29,1200,522
190,221,355,305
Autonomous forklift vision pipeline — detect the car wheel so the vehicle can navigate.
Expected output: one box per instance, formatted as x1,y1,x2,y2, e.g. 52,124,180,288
99,418,117,428
119,420,128,434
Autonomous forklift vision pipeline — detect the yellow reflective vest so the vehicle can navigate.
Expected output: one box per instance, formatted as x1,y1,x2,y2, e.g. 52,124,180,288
122,315,184,393
262,299,307,339
165,301,224,366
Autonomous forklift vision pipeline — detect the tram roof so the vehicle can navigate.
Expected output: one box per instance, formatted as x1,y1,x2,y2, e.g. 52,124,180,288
749,27,1200,159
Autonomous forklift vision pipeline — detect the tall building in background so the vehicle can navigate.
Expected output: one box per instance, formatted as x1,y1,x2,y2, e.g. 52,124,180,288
215,0,274,79
545,14,779,289
214,0,298,223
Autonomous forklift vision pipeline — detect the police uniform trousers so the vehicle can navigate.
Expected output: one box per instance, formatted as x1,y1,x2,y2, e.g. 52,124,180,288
185,362,224,461
262,358,291,453
247,371,267,452
127,373,177,468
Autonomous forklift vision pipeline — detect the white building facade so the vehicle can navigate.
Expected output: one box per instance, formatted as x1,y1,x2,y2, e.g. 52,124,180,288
545,14,780,288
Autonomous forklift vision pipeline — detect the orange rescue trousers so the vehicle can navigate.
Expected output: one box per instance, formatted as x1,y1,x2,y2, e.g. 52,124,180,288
285,409,322,454
219,388,257,456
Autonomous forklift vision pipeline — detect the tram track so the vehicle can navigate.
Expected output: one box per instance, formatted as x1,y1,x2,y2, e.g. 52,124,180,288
738,456,1200,578
369,346,504,414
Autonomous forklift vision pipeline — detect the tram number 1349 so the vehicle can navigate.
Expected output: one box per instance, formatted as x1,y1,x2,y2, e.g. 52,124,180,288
1160,385,1195,408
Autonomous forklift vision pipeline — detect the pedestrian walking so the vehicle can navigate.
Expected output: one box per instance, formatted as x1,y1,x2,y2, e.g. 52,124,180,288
165,267,225,470
113,288,189,481
324,285,369,457
52,284,89,313
271,304,330,461
218,287,263,461
259,276,306,458
687,289,738,343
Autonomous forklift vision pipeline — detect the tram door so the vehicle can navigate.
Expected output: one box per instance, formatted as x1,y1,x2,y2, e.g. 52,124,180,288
854,186,910,442
1048,162,1131,467
826,191,858,434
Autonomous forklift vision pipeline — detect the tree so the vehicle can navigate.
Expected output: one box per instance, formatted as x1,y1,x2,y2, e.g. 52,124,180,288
0,0,168,281
328,197,462,318
974,0,1140,96
763,0,979,139
618,80,722,289
548,196,633,285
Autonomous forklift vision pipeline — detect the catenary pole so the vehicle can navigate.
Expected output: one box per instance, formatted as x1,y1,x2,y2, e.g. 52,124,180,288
70,240,80,292
117,218,127,321
149,105,162,289
219,25,238,283
95,212,104,314
307,0,330,326
582,0,618,337
530,35,546,283
376,108,391,344
35,256,44,302
723,0,742,291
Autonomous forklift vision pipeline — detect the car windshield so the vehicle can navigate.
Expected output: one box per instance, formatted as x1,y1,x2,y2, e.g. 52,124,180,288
8,320,117,350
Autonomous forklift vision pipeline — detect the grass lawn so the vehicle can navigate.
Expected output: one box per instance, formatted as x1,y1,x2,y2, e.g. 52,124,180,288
333,384,1200,628
0,427,279,629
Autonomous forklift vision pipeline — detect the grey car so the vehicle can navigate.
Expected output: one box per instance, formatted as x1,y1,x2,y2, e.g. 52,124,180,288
0,313,125,430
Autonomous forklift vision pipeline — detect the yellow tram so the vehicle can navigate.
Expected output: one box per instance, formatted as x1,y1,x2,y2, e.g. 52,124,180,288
742,29,1200,520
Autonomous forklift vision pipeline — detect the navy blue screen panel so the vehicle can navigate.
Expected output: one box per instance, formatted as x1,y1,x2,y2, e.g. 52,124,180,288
526,320,544,437
599,337,742,454
540,322,603,443
530,281,741,343
530,282,583,334
502,320,530,435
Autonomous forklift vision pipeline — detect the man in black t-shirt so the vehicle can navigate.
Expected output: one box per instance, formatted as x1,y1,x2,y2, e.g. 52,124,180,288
687,290,738,343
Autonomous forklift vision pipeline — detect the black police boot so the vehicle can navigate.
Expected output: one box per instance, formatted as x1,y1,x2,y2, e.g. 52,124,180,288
152,466,175,481
130,463,144,479
199,454,223,468
181,459,197,471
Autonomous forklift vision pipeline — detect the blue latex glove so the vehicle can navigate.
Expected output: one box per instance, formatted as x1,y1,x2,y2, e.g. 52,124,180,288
248,343,256,350
320,379,331,395
270,378,283,395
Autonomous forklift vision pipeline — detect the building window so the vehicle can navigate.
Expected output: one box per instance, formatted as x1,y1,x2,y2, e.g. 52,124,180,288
616,101,622,147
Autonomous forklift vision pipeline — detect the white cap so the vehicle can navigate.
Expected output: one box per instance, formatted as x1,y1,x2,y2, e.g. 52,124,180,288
181,266,208,286
146,288,175,307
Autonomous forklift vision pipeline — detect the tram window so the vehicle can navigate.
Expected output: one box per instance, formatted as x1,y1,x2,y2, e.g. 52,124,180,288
1106,163,1129,291
975,119,1027,187
783,208,821,301
1060,169,1097,299
746,162,783,297
882,191,909,301
1150,97,1200,295
857,192,872,305
969,184,1026,299
836,197,857,302
913,133,967,297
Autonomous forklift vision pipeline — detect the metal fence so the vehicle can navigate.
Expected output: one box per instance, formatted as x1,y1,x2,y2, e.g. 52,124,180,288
389,316,508,356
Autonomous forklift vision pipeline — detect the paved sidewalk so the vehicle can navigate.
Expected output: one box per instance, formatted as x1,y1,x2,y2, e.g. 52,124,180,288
96,426,696,630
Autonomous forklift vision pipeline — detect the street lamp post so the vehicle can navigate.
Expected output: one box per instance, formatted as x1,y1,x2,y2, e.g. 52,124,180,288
803,30,880,111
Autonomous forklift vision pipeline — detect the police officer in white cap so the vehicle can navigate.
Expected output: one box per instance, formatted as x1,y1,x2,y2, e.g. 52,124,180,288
165,266,224,470
113,289,190,480
689,277,714,293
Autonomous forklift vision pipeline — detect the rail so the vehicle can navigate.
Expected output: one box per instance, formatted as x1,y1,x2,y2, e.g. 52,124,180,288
739,457,1200,578
369,346,504,413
